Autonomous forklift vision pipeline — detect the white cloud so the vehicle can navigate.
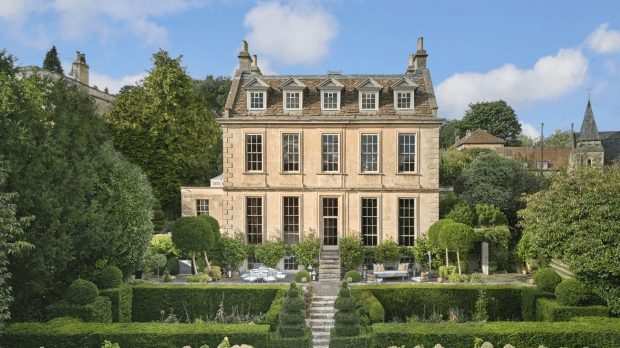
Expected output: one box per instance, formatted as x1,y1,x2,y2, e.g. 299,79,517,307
520,121,541,139
90,71,147,94
0,0,205,49
586,23,620,54
436,48,588,119
244,1,339,66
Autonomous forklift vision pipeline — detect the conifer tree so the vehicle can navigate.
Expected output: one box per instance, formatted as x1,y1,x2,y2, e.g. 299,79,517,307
333,281,361,336
153,199,165,233
277,282,306,337
42,46,64,75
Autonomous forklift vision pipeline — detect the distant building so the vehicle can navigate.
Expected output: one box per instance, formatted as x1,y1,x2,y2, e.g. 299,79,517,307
18,51,116,115
496,146,570,172
451,129,504,152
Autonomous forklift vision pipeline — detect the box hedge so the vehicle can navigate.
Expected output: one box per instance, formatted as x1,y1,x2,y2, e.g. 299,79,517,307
3,322,270,348
351,289,385,323
329,328,371,348
360,285,523,321
536,298,609,322
269,326,312,348
521,286,555,321
131,285,283,322
369,318,620,348
47,296,112,323
99,283,132,323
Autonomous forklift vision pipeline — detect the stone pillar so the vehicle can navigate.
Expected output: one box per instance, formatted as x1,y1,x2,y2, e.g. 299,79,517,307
482,242,489,275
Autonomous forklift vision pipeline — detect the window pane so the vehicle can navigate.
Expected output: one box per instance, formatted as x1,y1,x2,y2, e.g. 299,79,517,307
286,92,300,109
250,92,264,109
361,93,376,110
361,134,378,172
247,197,263,244
284,256,297,270
398,134,415,173
283,197,300,245
398,198,415,246
282,134,300,172
361,198,378,246
196,199,209,216
246,134,263,171
322,198,338,246
322,134,339,172
397,92,411,109
323,92,338,109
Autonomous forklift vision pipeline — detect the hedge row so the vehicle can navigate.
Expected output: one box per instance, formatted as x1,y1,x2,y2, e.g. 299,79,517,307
329,328,371,348
265,286,301,331
360,285,523,321
47,296,112,323
100,283,132,323
369,317,620,348
3,322,270,348
351,289,385,323
536,298,609,322
521,286,555,321
131,285,284,323
269,327,312,348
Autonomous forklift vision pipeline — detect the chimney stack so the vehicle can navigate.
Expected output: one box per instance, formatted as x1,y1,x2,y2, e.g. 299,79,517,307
238,40,252,71
413,37,428,69
250,54,262,75
406,54,415,74
69,51,89,86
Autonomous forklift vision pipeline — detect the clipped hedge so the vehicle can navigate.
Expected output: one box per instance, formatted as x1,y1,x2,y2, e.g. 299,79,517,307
99,266,123,290
521,286,555,321
99,283,132,323
534,268,562,293
555,278,588,306
265,286,302,332
47,296,112,323
269,327,312,348
329,328,371,348
370,318,620,348
536,298,609,322
166,257,179,275
294,270,311,283
67,279,99,306
132,285,283,322
3,322,270,348
351,289,385,323
344,270,361,282
362,285,523,321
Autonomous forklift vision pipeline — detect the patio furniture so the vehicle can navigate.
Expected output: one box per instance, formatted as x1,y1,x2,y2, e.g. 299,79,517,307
275,266,287,281
243,272,259,283
373,262,409,282
239,267,249,279
263,271,277,282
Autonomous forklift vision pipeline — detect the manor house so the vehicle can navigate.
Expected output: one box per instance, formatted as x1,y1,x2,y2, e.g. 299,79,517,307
181,39,442,270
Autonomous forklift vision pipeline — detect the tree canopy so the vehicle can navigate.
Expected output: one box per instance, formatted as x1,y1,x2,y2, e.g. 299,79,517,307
439,147,494,186
461,100,522,146
439,222,476,275
519,165,620,315
106,50,220,211
439,119,465,149
171,216,213,274
42,46,64,75
521,129,571,147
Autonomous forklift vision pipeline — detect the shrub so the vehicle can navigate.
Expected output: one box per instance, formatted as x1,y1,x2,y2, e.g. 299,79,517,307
171,216,214,274
3,322,270,348
99,266,123,290
293,229,320,267
369,301,385,323
67,279,99,306
446,202,476,226
277,282,306,338
521,286,555,321
474,204,508,227
536,298,609,322
555,278,588,306
351,289,384,323
218,231,248,268
265,288,287,331
334,282,361,337
340,233,365,271
166,256,179,275
344,270,361,283
534,268,562,293
254,238,287,268
187,274,211,283
47,296,112,323
153,200,165,233
163,269,173,282
270,328,312,348
197,214,221,242
374,237,400,263
295,270,311,283
131,285,282,322
147,253,167,278
149,233,180,258
99,283,132,323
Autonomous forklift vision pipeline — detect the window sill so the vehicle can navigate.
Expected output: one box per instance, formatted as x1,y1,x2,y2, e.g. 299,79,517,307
321,110,341,114
395,172,420,176
359,109,379,113
316,172,345,175
358,172,382,175
247,110,266,114
279,172,303,175
243,172,267,175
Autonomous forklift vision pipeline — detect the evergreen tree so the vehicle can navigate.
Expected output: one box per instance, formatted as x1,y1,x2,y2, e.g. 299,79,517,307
42,45,64,75
461,100,522,146
153,199,165,233
277,282,306,337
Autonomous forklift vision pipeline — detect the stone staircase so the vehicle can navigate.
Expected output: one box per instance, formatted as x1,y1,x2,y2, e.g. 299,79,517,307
319,248,341,282
310,294,337,348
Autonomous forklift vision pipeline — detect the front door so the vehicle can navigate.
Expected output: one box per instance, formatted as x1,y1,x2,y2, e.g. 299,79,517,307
322,198,338,246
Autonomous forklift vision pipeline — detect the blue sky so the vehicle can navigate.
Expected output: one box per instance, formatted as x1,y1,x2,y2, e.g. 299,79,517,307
1,0,619,138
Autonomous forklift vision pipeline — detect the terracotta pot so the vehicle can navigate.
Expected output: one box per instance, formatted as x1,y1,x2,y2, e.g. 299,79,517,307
522,270,527,275
437,277,444,283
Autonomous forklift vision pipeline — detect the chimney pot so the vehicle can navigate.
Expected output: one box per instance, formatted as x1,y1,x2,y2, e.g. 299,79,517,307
253,55,257,66
409,54,414,67
242,40,248,52
417,37,423,51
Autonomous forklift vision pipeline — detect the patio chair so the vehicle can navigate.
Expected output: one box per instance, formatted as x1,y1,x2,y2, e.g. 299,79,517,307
254,263,264,269
263,271,277,282
243,271,259,283
238,267,249,279
275,266,287,281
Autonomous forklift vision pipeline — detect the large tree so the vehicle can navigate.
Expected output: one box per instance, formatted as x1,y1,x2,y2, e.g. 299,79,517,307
461,100,522,146
1,62,154,321
454,152,544,228
439,119,465,149
439,147,493,186
519,165,620,315
42,45,64,75
521,129,571,148
107,50,219,213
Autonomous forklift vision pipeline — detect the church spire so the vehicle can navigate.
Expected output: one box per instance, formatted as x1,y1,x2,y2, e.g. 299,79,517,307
577,100,600,142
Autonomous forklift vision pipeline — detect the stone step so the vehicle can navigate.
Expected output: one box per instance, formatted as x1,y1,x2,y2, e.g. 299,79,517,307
319,275,341,280
318,279,341,282
313,295,337,301
312,332,330,339
311,307,334,313
314,346,329,348
312,300,335,307
313,339,330,346
310,312,335,319
311,326,332,332
319,269,340,274
318,271,341,277
309,318,334,326
320,255,340,260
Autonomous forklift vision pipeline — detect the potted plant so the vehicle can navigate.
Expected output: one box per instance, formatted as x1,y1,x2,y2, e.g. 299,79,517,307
293,229,320,268
374,237,400,265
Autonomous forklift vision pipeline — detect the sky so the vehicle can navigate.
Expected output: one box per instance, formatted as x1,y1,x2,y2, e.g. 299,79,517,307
1,0,619,139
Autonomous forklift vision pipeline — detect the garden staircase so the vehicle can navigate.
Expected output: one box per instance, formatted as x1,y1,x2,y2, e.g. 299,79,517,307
318,248,341,282
309,291,337,347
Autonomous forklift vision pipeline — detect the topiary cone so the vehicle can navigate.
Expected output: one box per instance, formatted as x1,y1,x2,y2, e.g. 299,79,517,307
277,282,306,338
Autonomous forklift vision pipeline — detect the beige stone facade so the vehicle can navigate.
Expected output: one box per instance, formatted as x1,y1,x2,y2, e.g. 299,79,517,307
182,39,442,261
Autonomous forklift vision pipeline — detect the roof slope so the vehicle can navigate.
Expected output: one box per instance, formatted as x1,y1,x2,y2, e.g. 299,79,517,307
578,101,600,142
453,129,504,147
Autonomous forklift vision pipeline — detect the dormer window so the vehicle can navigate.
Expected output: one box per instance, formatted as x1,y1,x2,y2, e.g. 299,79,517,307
317,77,345,112
243,77,271,112
355,78,383,112
390,77,419,112
279,77,306,113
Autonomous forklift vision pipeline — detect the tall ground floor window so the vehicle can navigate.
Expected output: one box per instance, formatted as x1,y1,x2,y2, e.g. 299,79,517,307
361,198,378,246
283,197,300,245
398,198,415,246
247,197,263,244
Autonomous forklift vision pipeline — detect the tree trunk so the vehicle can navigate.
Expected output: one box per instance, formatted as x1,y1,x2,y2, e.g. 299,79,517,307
192,252,197,275
457,250,462,275
203,250,211,270
445,248,449,267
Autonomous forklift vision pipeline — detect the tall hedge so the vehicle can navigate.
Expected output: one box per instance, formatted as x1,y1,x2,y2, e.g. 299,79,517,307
521,286,555,322
362,285,523,321
131,285,283,322
100,283,132,323
47,296,112,323
369,317,620,348
3,322,270,348
351,289,385,323
536,298,609,322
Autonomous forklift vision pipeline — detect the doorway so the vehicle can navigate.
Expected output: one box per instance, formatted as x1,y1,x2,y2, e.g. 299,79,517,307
322,197,338,246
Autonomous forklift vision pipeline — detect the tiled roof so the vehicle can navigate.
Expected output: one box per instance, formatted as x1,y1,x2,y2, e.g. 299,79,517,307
452,129,504,147
578,101,600,142
496,146,570,170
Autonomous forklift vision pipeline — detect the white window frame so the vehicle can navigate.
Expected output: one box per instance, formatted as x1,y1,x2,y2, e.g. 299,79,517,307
394,91,414,110
283,91,303,112
360,197,379,246
247,91,266,111
245,133,264,172
282,196,301,246
321,133,340,173
196,199,209,216
397,133,417,174
360,133,380,173
245,196,264,245
359,91,379,112
282,133,301,173
397,197,416,246
321,91,341,111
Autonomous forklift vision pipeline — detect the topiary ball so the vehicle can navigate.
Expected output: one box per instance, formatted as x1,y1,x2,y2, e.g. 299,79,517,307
294,270,311,283
534,268,562,293
99,266,122,289
555,278,589,306
166,257,179,275
67,279,99,306
344,270,361,282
